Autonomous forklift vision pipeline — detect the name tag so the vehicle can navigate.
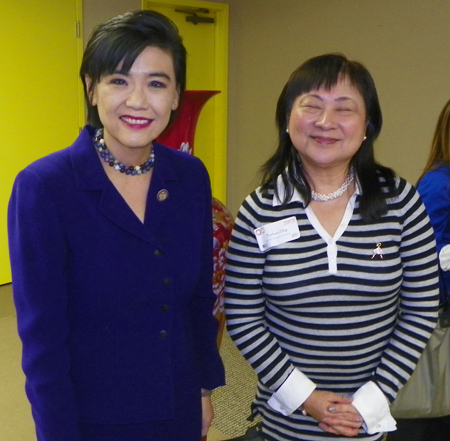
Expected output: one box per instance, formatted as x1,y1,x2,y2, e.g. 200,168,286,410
254,216,300,251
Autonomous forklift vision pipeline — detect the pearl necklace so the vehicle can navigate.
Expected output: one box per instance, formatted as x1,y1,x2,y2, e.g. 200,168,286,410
310,169,354,202
93,128,155,175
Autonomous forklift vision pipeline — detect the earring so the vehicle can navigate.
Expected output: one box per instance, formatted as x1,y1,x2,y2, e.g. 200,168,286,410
363,136,367,141
286,128,289,133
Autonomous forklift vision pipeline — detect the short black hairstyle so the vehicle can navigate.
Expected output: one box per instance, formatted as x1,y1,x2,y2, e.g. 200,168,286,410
80,10,187,128
261,53,396,223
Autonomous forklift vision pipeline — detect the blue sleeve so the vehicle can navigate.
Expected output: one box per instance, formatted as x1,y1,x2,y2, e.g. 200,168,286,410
417,168,450,303
8,169,81,441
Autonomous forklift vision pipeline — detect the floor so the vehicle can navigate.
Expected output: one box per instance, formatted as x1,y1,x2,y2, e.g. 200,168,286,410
0,283,36,440
0,283,233,441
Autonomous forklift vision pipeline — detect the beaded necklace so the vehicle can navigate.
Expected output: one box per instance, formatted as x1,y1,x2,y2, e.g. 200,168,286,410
93,128,155,176
310,169,354,202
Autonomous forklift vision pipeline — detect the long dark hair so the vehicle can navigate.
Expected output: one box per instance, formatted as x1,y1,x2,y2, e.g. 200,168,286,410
80,10,186,128
261,53,396,223
417,98,450,184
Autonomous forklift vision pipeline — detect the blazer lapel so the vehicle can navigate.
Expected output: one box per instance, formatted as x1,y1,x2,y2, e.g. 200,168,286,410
70,128,178,244
98,184,154,242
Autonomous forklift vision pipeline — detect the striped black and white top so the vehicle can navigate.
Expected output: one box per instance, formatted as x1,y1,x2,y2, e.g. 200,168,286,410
225,176,439,441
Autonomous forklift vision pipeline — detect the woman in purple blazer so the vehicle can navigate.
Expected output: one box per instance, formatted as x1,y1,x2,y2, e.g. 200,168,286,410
7,10,224,441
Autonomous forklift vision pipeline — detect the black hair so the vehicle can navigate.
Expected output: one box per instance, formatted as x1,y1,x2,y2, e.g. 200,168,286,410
80,10,186,128
261,53,396,223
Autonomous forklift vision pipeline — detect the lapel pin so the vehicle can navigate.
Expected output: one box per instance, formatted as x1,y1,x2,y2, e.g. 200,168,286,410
371,243,384,259
157,189,169,202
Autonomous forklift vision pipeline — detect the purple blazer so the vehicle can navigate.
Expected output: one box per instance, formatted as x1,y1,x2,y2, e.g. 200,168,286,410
8,126,225,441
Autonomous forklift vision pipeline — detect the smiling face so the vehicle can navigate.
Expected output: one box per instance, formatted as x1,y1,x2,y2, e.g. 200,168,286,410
287,77,367,171
88,45,179,157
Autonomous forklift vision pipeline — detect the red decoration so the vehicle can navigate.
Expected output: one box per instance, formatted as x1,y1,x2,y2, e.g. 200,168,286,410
212,197,234,315
157,90,221,154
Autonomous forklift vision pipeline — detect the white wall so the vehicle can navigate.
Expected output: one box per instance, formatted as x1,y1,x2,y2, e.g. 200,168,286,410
83,0,450,214
222,0,450,213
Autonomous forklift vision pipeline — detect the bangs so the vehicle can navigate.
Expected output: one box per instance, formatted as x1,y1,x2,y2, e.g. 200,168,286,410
287,57,366,99
87,34,150,81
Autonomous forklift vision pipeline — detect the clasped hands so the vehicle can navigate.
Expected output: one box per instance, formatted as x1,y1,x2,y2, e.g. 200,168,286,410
301,390,363,437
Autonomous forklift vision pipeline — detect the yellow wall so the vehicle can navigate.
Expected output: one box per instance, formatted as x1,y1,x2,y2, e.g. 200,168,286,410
1,0,82,284
143,0,229,202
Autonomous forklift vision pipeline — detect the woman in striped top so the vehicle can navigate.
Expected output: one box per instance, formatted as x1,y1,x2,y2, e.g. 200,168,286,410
225,54,439,441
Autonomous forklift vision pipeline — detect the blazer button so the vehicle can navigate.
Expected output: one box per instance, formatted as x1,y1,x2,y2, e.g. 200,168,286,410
159,330,168,339
163,277,171,285
160,304,170,312
154,249,162,257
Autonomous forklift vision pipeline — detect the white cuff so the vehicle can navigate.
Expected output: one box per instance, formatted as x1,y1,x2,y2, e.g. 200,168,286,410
352,381,397,434
439,245,450,271
267,368,316,416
